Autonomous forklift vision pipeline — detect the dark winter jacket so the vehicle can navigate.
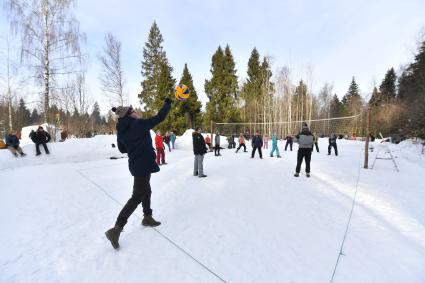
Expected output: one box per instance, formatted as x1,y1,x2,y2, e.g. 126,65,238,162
296,127,314,149
164,136,171,144
285,136,294,143
329,135,337,145
6,134,19,148
193,132,208,155
251,135,263,148
116,99,171,177
34,130,51,144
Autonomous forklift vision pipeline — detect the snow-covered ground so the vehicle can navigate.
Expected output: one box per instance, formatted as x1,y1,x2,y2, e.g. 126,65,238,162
1,133,424,282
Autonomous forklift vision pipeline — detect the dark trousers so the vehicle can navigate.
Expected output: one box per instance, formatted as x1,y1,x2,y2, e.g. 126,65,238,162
328,144,338,155
296,148,312,173
156,147,165,164
236,143,246,152
314,142,319,152
116,175,152,228
214,145,221,156
165,142,171,152
36,143,49,155
251,146,262,158
285,141,293,151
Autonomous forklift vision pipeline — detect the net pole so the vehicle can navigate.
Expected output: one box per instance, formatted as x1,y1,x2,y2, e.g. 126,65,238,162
211,120,214,148
364,107,371,169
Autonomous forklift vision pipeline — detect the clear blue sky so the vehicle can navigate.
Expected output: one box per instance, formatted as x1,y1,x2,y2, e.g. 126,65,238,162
1,0,425,114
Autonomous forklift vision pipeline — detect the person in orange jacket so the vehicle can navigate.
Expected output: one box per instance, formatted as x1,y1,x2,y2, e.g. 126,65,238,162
155,130,167,165
205,134,212,151
236,133,247,153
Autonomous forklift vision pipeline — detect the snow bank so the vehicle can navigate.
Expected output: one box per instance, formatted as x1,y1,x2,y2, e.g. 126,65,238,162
0,135,122,170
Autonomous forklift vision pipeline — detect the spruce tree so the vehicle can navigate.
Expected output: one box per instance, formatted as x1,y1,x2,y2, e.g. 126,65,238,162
243,48,262,101
15,98,31,130
90,102,102,132
139,22,175,113
330,94,344,117
176,63,202,130
342,77,363,115
205,45,240,125
398,39,425,138
379,68,397,103
369,86,380,106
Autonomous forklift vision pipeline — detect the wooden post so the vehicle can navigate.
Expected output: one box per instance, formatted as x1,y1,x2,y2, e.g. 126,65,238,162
364,107,371,168
210,120,214,151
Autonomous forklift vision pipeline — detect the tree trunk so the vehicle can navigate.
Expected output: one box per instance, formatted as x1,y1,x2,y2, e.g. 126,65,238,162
43,0,50,123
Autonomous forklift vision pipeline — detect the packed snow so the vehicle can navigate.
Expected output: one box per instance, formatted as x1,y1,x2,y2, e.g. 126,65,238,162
1,132,424,282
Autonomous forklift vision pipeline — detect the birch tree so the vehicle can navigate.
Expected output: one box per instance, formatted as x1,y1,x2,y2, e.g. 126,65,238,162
98,33,126,107
5,0,86,123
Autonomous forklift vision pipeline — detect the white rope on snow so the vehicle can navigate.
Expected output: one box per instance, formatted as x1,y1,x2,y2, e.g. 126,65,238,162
76,169,227,283
330,153,363,282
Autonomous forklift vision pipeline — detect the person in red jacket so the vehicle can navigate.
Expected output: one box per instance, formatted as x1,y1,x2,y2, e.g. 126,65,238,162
205,134,212,151
155,130,166,165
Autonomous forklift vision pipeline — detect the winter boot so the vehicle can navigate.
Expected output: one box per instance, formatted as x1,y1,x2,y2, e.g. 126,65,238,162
105,225,123,249
199,174,207,178
277,155,282,158
294,172,300,177
142,215,161,227
306,173,311,178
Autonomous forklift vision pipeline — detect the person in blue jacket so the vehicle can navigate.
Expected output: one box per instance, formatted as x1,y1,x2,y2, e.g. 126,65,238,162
6,131,26,157
270,133,281,158
105,98,172,250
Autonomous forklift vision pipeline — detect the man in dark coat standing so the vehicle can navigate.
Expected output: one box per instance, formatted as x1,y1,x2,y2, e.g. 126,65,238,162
251,131,263,159
193,127,208,178
105,98,172,250
285,135,294,151
328,133,338,156
33,126,51,156
294,123,314,177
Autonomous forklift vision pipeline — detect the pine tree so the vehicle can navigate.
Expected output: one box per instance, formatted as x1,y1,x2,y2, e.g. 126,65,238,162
379,68,397,103
342,77,363,115
90,102,102,132
205,45,240,125
139,22,175,113
330,94,344,117
30,108,41,125
15,98,31,131
398,39,425,138
369,86,380,106
175,63,202,130
243,48,262,101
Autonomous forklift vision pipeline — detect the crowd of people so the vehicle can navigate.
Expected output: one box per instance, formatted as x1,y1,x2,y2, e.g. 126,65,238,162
0,101,354,251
